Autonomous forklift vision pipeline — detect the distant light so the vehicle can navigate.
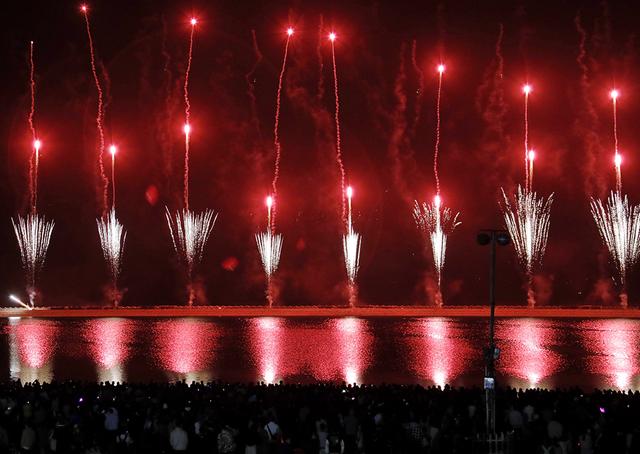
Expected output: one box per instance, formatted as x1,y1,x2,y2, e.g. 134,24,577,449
346,186,353,199
9,294,21,304
434,194,442,208
80,5,87,13
190,18,197,26
266,195,273,208
523,84,532,95
329,32,336,42
109,144,117,156
610,89,619,100
437,64,445,74
528,149,536,161
287,27,294,36
183,124,191,135
33,139,41,152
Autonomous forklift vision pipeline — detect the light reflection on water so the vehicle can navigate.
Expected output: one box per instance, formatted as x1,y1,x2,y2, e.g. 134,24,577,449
2,316,640,390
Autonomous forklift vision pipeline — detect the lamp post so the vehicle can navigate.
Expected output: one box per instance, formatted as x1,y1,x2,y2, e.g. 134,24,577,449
477,229,510,434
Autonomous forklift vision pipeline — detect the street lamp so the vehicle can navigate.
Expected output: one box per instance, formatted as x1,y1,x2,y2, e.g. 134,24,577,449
477,229,510,435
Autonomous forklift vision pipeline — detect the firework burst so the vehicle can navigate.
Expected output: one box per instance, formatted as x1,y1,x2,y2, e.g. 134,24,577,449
343,187,362,289
256,196,283,287
166,208,217,305
97,208,126,303
591,192,640,291
413,196,461,301
502,186,553,275
12,214,55,307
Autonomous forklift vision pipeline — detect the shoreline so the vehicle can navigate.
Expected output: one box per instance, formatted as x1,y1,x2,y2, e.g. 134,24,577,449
0,305,638,318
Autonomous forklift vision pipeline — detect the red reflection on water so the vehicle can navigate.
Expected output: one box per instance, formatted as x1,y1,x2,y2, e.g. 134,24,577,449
579,319,640,389
405,318,471,386
82,318,134,382
497,319,561,388
248,317,372,383
14,319,58,369
153,319,219,379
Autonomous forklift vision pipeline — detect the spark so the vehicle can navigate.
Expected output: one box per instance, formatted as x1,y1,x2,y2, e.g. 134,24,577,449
501,186,553,277
11,214,55,308
183,18,197,210
343,186,362,286
591,192,640,289
329,32,336,41
9,294,31,310
165,208,217,305
81,4,108,217
96,208,127,301
270,26,293,230
413,197,461,292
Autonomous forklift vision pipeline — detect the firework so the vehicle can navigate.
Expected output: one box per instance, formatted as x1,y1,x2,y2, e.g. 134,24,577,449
501,83,553,307
256,196,283,283
590,89,638,307
343,187,362,287
166,208,217,304
502,186,553,276
183,18,196,210
8,294,31,310
413,64,460,304
413,196,461,293
329,31,347,224
591,192,640,289
96,208,127,303
80,4,109,217
12,214,55,307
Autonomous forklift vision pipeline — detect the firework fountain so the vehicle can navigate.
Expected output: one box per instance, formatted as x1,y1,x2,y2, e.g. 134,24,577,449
254,27,293,304
413,64,460,307
96,145,127,306
329,32,362,305
590,89,640,307
501,84,553,307
12,41,54,309
165,18,218,305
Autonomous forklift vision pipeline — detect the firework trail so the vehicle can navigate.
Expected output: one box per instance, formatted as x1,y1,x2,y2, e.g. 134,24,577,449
81,5,108,217
329,32,347,225
183,18,196,210
12,215,54,308
343,187,362,305
166,208,218,305
256,197,283,305
501,84,553,307
590,90,639,307
270,27,293,230
28,41,39,214
413,64,460,305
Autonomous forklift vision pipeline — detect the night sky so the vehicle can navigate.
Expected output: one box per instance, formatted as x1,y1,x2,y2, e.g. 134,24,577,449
1,0,640,307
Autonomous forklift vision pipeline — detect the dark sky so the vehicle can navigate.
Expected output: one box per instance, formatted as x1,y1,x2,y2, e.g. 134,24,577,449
1,0,640,307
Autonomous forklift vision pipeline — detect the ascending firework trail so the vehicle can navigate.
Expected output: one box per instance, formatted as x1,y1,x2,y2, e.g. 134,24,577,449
12,41,54,309
590,89,640,307
165,18,218,306
501,84,553,308
413,64,461,307
329,32,362,306
255,28,293,305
